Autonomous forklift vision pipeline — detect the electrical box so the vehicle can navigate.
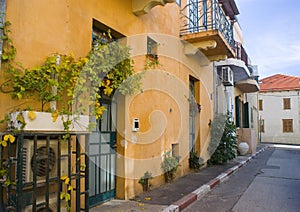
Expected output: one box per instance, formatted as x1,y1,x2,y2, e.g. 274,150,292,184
132,118,139,132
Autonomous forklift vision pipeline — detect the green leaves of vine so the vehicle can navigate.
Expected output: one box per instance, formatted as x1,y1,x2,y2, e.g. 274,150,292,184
1,24,142,125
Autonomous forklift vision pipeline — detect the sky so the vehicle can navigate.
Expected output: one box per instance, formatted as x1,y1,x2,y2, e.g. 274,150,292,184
235,0,300,78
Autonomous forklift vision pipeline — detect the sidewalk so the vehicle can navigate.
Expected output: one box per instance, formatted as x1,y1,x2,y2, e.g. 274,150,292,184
90,145,268,212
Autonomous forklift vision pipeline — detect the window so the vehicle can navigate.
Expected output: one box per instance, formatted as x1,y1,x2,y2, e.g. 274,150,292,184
283,98,291,110
260,119,265,133
243,102,250,128
282,119,293,133
172,143,179,158
147,36,158,60
235,96,241,128
258,99,263,111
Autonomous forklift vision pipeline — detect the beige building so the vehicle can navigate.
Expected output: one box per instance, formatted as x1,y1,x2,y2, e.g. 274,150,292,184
259,74,300,145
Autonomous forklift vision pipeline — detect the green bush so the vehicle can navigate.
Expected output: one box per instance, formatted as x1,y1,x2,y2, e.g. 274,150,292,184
208,113,238,165
189,151,204,170
161,151,180,183
138,171,153,192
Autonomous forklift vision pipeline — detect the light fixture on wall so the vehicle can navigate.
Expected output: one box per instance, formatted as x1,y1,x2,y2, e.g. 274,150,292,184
197,103,202,113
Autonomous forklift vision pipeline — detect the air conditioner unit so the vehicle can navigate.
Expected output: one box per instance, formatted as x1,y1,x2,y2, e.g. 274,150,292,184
22,139,68,183
222,66,234,86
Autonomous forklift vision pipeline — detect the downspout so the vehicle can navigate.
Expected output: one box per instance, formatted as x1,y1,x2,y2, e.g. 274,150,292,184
0,0,7,68
213,61,218,115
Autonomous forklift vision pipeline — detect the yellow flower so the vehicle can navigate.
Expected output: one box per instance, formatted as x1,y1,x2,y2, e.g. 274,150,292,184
28,111,37,120
4,134,15,143
51,111,59,122
145,197,151,201
65,177,70,185
61,175,68,181
95,106,106,119
104,86,113,96
0,140,7,147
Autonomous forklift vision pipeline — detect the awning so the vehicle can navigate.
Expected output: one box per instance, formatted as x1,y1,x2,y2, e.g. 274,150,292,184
216,58,251,82
236,79,260,93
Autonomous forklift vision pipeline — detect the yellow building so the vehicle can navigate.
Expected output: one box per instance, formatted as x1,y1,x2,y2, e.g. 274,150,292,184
0,0,259,210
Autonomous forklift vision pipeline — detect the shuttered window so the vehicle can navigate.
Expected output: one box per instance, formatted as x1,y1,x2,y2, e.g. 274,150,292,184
260,119,265,133
282,119,293,133
258,99,263,111
235,96,241,128
283,98,291,110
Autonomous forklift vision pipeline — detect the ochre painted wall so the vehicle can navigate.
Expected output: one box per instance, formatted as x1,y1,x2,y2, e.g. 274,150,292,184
1,0,214,201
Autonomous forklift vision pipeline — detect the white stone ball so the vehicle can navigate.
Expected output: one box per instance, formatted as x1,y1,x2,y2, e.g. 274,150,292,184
238,142,249,155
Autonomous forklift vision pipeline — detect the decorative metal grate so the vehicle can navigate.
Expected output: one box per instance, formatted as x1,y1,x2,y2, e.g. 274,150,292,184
0,132,89,212
180,0,234,49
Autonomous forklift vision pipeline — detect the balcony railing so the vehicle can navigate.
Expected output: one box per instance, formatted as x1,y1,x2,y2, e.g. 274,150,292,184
180,0,234,49
234,41,248,67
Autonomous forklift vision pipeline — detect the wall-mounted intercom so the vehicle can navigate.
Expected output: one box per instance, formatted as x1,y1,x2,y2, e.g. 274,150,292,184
132,118,139,132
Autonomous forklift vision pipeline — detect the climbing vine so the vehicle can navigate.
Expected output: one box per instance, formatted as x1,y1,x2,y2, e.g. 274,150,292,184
0,24,142,131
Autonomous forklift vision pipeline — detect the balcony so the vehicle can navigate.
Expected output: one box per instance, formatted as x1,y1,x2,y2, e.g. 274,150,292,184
132,0,176,16
217,42,250,81
216,42,259,92
236,78,259,93
180,0,235,61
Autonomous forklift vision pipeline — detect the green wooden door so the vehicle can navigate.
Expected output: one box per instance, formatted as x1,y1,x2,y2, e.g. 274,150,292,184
89,99,117,207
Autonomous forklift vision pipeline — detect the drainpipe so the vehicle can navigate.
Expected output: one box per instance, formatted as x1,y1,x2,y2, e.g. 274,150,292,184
213,61,218,115
257,92,261,144
0,0,7,69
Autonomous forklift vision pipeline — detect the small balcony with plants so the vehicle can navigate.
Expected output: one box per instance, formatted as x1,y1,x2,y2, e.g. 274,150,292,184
180,0,237,61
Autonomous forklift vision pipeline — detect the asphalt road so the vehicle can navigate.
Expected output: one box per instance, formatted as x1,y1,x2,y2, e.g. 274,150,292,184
184,145,300,212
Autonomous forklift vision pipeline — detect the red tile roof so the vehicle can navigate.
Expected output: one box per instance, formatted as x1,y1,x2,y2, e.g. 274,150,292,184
259,74,300,92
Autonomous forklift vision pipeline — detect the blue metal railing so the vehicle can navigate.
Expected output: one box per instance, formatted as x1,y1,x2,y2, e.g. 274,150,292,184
180,0,234,49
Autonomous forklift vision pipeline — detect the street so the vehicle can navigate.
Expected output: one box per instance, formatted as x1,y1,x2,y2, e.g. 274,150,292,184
184,145,300,212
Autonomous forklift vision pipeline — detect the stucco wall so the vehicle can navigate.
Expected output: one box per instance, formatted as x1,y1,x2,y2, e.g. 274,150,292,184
1,0,215,200
259,90,300,144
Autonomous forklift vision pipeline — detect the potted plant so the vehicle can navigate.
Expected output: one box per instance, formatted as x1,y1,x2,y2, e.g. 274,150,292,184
5,53,90,132
161,151,180,183
138,171,153,192
189,151,204,170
